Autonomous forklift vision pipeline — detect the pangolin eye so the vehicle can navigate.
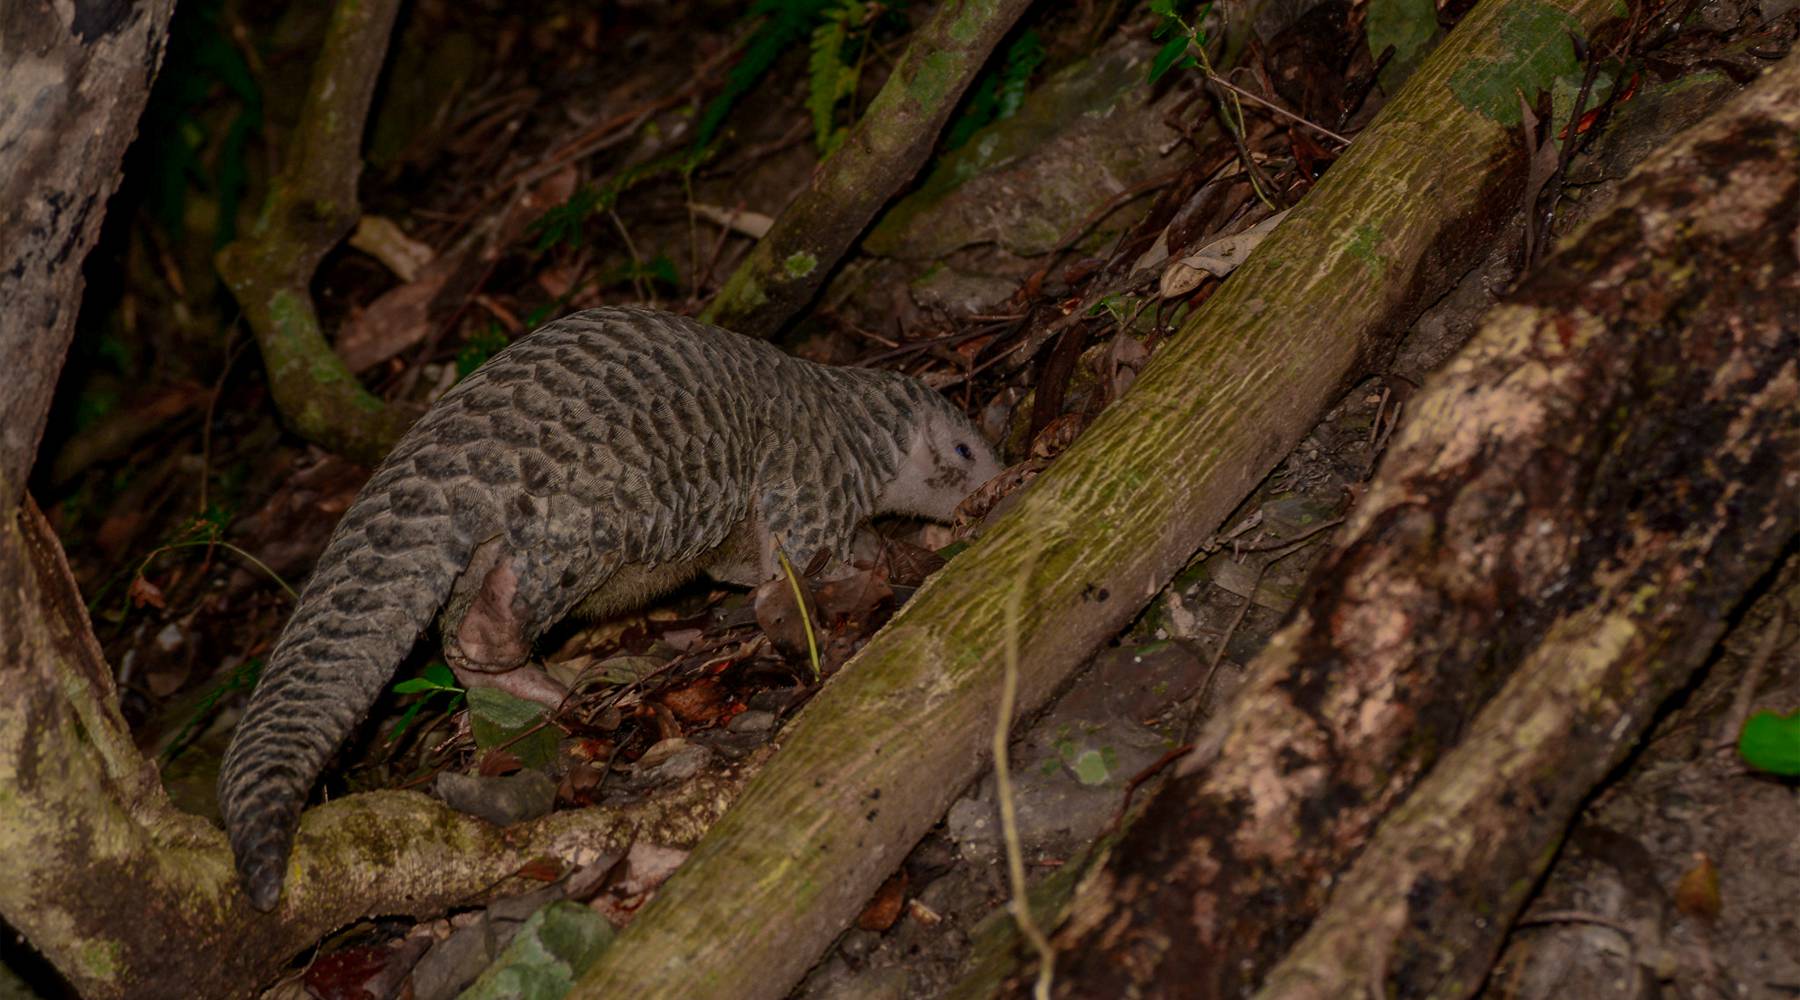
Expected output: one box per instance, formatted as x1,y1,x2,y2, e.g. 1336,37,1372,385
955,443,974,461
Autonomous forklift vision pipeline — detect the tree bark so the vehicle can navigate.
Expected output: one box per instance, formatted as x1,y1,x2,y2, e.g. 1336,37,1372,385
702,0,1036,338
0,0,178,507
1248,52,1800,1000
572,0,1626,997
1037,46,1800,1000
214,0,416,465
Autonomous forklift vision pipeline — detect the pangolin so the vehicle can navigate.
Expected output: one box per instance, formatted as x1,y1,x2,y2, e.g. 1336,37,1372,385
218,306,1001,911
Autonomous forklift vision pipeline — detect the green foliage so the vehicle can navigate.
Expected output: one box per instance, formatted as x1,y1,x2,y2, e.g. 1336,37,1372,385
137,0,262,246
695,0,841,150
943,29,1047,151
467,686,559,767
1444,0,1582,128
456,324,513,380
807,0,868,155
1148,0,1210,84
528,150,703,254
387,661,465,745
1739,708,1800,776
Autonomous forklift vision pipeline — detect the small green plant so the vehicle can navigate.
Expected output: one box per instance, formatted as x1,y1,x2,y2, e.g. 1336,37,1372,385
944,29,1046,151
528,150,703,255
387,661,466,745
1739,708,1800,776
1148,0,1213,84
807,0,886,154
605,254,680,292
694,0,841,150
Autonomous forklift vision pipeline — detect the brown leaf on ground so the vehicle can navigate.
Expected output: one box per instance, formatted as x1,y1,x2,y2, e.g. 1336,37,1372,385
877,538,946,588
660,676,728,725
752,576,814,660
477,749,524,776
1673,852,1721,920
333,265,450,374
815,565,893,622
857,872,909,932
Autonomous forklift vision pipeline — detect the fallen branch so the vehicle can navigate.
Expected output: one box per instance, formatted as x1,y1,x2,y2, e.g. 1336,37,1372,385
1253,49,1800,999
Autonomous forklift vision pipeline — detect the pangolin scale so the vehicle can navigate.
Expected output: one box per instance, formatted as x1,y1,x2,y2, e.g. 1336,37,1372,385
218,307,1000,911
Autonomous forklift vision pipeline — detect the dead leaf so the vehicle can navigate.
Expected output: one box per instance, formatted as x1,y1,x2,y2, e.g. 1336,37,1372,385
1029,412,1086,460
1673,852,1721,920
814,566,893,622
857,872,909,931
1160,209,1292,297
477,749,524,776
660,677,727,725
128,575,167,610
752,576,815,660
332,266,449,374
690,203,774,239
880,539,947,588
513,857,567,882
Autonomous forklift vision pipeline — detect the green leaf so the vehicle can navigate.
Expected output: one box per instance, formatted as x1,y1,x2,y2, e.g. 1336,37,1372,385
807,3,860,154
694,0,838,150
1149,36,1192,84
385,701,427,744
1739,709,1800,776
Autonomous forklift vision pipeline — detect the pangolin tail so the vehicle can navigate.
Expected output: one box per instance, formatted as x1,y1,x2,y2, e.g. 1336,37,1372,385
217,493,465,911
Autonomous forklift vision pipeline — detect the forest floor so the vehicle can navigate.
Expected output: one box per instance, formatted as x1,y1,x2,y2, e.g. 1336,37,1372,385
20,0,1800,996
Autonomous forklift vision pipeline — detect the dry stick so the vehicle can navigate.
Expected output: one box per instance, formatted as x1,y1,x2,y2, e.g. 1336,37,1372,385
994,546,1054,1000
1205,74,1353,146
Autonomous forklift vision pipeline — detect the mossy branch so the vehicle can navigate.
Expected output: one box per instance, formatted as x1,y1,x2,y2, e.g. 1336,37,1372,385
215,0,415,464
703,0,1037,338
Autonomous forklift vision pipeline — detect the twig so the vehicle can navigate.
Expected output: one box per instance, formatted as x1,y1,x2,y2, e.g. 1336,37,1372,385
995,545,1054,999
1204,74,1353,146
